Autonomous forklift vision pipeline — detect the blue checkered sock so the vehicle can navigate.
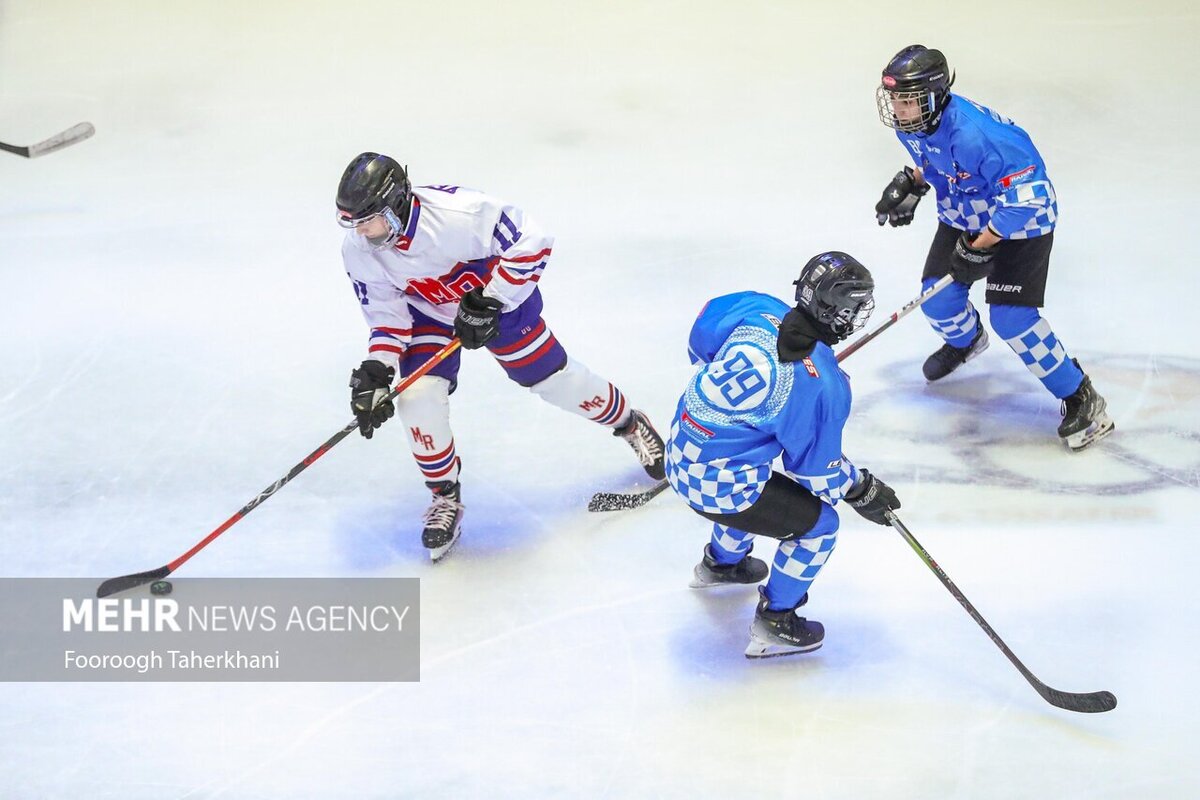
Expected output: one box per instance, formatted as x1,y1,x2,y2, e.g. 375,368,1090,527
762,506,839,611
992,306,1084,398
921,277,979,348
709,523,753,565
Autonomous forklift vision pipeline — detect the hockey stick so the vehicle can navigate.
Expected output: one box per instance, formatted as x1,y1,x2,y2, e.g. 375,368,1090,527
886,510,1117,713
587,478,670,512
0,122,95,158
588,277,956,513
96,340,463,597
835,272,954,360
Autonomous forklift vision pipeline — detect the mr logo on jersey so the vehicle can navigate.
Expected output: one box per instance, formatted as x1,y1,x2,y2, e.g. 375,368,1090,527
407,271,487,305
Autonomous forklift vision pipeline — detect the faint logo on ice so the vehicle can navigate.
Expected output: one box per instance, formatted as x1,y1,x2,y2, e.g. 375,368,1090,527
851,353,1200,496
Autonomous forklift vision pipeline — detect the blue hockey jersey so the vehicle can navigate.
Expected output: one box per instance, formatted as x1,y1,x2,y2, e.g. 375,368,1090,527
667,292,860,515
896,94,1057,239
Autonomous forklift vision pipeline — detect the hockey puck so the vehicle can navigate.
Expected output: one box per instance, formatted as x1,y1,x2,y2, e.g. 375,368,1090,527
150,580,173,596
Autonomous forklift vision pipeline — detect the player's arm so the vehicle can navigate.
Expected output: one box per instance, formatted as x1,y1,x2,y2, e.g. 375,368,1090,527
346,272,413,372
981,144,1053,242
777,392,861,504
481,202,554,311
454,201,554,349
343,267,414,438
875,162,931,227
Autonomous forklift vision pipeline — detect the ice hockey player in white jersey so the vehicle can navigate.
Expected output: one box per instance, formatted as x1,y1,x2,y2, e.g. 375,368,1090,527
337,153,664,560
667,252,902,658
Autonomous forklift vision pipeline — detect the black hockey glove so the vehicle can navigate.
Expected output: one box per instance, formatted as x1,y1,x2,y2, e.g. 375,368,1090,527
949,231,996,284
875,166,930,227
349,360,395,439
454,287,503,350
845,469,901,526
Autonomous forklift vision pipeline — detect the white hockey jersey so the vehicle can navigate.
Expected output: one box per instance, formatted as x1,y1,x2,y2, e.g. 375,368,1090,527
341,185,554,370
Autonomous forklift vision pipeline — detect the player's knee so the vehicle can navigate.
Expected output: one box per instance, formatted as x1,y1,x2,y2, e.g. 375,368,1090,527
779,501,839,541
394,375,451,418
526,359,570,391
921,278,969,320
812,503,840,538
988,304,1040,340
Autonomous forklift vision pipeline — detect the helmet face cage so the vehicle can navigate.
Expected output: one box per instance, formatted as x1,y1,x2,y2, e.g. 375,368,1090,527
794,253,875,341
829,294,875,336
876,45,953,133
876,84,939,133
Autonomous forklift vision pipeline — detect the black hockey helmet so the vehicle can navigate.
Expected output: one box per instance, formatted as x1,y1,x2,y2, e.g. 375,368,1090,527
793,252,875,341
876,45,955,133
336,152,413,249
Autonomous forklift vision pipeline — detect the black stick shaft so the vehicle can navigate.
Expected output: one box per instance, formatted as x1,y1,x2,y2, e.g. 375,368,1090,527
886,511,1116,713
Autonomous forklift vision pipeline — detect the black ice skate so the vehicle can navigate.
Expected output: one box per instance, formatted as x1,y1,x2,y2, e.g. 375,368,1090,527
923,324,989,381
614,409,666,481
422,480,463,561
1057,361,1114,451
745,588,823,659
689,544,769,589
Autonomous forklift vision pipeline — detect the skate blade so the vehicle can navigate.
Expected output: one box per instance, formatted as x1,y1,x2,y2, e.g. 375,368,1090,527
744,637,823,659
427,526,462,563
689,567,764,589
1064,414,1115,452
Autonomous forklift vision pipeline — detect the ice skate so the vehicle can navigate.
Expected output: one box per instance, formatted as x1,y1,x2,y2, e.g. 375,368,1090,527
1058,362,1114,451
923,324,989,381
422,480,463,561
745,589,823,659
689,544,769,589
614,409,666,480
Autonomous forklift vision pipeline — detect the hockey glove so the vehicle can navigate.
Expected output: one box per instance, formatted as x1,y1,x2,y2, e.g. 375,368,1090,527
875,166,930,227
845,469,901,526
454,287,504,350
949,231,997,284
349,360,395,439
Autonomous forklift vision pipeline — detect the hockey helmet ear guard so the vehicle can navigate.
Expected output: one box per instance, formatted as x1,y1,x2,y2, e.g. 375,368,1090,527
794,252,876,341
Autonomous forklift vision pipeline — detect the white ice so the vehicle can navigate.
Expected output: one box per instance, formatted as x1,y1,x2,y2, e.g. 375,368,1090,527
2,1,1199,797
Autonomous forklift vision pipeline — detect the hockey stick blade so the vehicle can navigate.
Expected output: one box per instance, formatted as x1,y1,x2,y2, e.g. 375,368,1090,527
1039,686,1117,714
887,511,1117,714
97,565,171,598
588,480,670,512
0,122,95,158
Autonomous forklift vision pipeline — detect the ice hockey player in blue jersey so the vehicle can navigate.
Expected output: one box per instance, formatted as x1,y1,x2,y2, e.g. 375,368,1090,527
874,45,1114,451
667,252,902,658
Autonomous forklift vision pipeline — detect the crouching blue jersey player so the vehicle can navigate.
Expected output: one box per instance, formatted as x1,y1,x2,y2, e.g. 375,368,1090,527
666,252,902,658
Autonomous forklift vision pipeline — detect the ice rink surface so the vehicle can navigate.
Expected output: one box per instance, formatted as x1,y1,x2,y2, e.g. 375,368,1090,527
3,1,1199,797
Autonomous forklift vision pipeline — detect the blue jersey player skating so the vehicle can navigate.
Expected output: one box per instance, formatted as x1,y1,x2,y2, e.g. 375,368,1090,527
874,45,1114,451
666,252,902,658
